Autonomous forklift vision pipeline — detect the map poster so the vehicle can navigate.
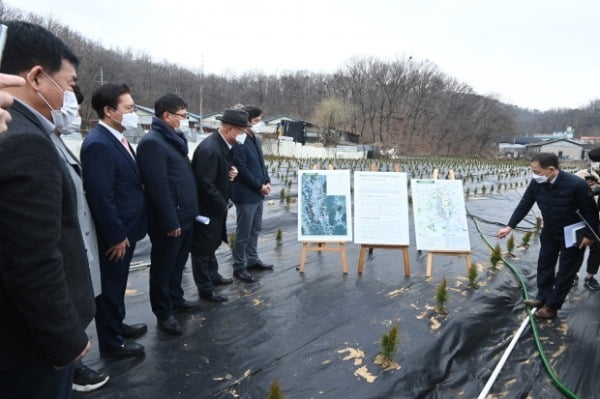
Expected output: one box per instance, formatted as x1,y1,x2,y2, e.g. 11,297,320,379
354,171,410,245
411,179,471,251
298,170,352,242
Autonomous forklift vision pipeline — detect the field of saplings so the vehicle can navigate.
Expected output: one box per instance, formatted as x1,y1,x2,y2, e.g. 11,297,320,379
88,156,597,399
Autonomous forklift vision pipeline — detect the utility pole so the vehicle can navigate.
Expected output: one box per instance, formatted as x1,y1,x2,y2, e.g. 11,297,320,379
199,54,204,134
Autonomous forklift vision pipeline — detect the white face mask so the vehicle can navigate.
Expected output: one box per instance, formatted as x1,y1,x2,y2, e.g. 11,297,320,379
251,120,266,132
37,73,79,131
177,119,190,134
532,173,548,184
61,115,82,135
235,132,247,144
591,162,600,170
120,111,139,130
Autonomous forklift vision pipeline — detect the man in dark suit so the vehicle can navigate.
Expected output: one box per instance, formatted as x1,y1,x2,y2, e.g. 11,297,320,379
137,94,200,335
0,20,95,399
191,109,249,302
231,105,273,282
498,152,599,319
81,83,148,358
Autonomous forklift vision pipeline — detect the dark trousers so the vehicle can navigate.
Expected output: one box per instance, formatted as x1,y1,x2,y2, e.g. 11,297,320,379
95,242,136,352
0,360,74,399
232,201,263,271
191,252,220,295
584,239,600,275
149,225,192,320
536,231,585,309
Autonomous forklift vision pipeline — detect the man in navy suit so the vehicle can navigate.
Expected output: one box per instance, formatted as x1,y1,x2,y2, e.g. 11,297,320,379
231,105,273,282
137,94,200,335
0,20,95,398
81,83,148,358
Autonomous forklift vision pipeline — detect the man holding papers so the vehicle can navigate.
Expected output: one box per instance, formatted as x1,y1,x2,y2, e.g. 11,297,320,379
497,152,599,319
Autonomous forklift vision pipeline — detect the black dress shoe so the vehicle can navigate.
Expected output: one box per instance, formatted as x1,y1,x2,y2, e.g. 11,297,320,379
233,269,256,283
199,291,228,302
212,274,234,286
100,342,145,359
157,316,182,335
121,323,147,339
173,300,201,313
247,261,274,271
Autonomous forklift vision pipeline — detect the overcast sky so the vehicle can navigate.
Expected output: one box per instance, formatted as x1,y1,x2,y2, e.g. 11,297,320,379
8,0,600,111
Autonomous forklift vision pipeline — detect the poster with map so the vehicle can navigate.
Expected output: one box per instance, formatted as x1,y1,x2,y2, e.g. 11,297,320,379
354,172,410,245
411,179,471,251
298,170,352,242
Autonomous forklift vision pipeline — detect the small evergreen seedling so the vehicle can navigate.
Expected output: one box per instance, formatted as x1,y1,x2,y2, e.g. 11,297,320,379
275,228,283,247
506,234,515,256
481,185,487,195
380,323,399,364
266,379,284,399
521,231,532,248
490,243,502,269
436,277,448,314
228,232,235,251
535,216,542,234
279,188,285,202
468,265,479,288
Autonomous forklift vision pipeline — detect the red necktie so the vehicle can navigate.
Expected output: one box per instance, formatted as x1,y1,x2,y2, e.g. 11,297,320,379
121,136,134,158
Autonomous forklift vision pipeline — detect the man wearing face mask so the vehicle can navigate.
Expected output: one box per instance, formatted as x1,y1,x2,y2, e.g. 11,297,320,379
231,105,273,283
497,152,599,319
137,94,200,335
574,147,600,291
81,83,148,359
0,21,95,398
190,109,245,302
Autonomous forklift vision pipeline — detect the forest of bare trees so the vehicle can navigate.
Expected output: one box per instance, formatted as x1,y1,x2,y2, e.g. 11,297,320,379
2,2,600,156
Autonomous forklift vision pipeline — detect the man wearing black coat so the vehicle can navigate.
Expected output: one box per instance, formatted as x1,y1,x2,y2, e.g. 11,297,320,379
137,94,201,335
498,152,599,319
191,109,248,302
0,21,95,398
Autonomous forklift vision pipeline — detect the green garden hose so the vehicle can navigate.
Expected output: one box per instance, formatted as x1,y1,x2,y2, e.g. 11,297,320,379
470,212,579,399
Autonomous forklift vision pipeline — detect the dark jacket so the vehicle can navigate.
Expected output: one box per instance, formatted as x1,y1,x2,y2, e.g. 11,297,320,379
508,170,599,238
81,124,148,248
0,101,95,369
137,117,198,233
232,133,270,204
191,131,234,254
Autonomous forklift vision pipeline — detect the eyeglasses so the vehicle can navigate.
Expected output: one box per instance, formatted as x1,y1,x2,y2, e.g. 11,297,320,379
169,111,189,119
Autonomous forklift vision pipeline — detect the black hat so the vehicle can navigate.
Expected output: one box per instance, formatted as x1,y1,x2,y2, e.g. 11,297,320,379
216,109,251,127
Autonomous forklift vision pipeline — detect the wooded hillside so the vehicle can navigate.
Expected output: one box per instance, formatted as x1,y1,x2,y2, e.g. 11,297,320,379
2,2,599,156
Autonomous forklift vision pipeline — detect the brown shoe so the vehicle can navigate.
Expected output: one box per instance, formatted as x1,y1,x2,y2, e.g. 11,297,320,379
524,299,543,308
534,306,557,319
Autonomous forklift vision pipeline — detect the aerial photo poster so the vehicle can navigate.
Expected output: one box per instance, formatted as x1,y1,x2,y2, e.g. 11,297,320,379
353,171,410,245
411,179,471,251
298,170,352,242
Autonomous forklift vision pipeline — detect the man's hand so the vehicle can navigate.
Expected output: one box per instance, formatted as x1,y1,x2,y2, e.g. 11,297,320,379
105,238,130,261
497,226,513,239
579,236,594,250
167,227,181,237
228,166,238,181
259,184,270,196
0,73,26,135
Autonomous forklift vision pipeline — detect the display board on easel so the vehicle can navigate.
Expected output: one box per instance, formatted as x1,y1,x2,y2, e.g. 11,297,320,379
354,169,411,276
297,169,352,273
411,176,472,277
